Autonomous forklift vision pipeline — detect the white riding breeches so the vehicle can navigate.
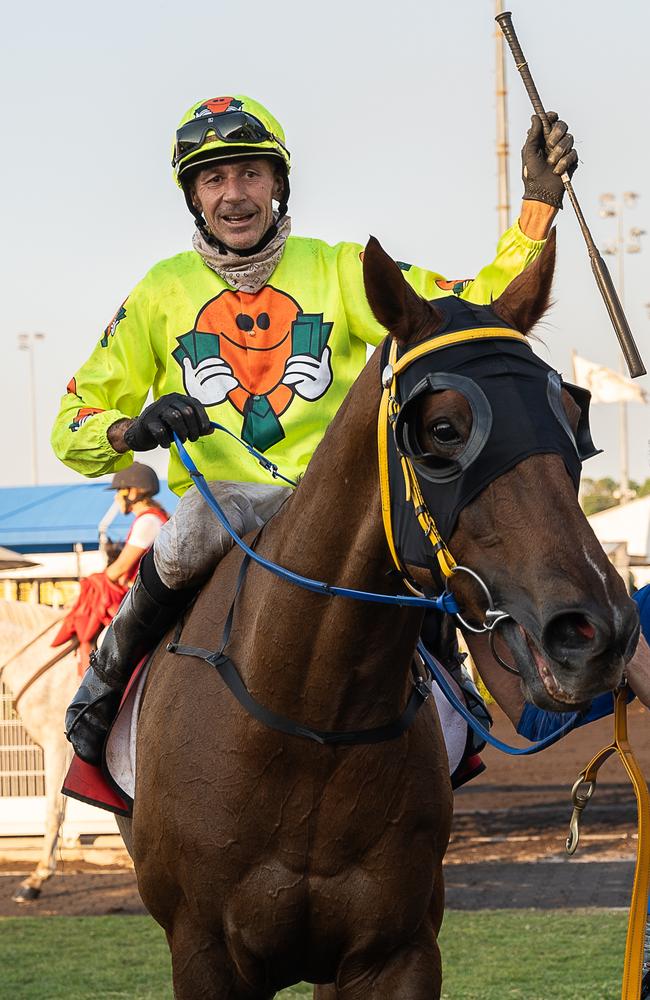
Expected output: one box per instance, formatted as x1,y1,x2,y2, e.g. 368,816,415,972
152,480,291,590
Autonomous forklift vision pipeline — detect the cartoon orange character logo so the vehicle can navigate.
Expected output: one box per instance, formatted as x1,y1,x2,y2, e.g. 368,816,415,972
69,407,104,432
435,278,472,296
194,97,243,117
174,287,333,451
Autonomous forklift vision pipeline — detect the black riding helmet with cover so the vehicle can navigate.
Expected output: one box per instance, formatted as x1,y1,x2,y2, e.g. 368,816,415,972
172,95,291,255
107,462,160,497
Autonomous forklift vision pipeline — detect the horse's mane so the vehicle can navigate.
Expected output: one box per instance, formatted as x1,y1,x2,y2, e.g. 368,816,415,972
0,599,63,631
0,599,64,664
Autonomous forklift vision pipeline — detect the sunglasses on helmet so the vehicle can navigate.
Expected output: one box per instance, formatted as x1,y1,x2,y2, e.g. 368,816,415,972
173,111,289,166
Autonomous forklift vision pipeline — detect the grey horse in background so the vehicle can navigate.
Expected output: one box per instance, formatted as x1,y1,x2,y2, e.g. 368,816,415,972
0,599,79,902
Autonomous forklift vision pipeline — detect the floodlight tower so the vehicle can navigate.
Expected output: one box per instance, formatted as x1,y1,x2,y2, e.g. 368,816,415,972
598,193,646,504
17,332,46,485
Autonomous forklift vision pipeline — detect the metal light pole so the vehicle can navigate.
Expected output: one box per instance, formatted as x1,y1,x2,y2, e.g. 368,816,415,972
17,332,46,485
495,0,511,236
598,193,646,504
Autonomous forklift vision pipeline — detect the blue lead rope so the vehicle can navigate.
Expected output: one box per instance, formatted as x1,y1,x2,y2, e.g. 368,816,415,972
173,429,580,755
417,641,581,755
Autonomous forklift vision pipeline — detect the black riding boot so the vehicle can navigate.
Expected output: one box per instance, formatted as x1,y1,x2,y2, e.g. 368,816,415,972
65,554,196,765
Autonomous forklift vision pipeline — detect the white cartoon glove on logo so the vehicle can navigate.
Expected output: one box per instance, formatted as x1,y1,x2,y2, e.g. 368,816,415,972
182,356,239,406
281,346,333,401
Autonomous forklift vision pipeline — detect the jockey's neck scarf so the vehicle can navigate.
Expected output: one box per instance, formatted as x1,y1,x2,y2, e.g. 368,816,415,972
192,213,291,293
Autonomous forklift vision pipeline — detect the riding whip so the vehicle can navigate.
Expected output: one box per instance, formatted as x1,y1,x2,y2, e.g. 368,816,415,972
496,10,646,379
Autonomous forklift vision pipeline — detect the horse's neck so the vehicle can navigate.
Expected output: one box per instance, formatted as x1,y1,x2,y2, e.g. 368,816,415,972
0,601,62,691
0,599,62,634
240,349,424,728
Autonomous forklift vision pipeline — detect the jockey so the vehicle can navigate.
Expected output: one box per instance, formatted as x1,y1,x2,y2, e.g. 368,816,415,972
51,462,169,676
104,463,169,587
53,93,580,765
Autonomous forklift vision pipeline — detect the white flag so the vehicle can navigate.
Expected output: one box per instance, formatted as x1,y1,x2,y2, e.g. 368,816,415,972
572,353,647,404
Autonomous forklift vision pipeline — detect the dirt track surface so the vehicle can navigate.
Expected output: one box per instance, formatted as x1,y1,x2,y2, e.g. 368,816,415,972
450,699,650,865
0,869,146,917
1,703,648,915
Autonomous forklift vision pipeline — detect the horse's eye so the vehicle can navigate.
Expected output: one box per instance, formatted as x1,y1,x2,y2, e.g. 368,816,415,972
428,420,462,447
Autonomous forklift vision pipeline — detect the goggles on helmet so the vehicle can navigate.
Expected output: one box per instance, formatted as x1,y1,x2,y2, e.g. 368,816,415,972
173,111,289,167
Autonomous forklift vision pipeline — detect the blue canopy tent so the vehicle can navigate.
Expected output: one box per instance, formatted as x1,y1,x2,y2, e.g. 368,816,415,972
0,482,178,554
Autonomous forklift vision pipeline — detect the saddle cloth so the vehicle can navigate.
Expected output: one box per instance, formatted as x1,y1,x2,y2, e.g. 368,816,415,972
62,656,151,817
429,659,486,789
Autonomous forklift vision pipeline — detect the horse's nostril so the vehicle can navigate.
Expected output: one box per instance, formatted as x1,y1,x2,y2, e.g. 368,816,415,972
574,619,596,641
543,612,603,661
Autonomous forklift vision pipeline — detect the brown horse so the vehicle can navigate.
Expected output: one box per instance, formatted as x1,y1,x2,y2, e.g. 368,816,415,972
120,232,637,999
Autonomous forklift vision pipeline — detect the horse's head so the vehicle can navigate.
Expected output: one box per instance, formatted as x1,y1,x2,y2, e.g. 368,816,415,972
363,232,639,711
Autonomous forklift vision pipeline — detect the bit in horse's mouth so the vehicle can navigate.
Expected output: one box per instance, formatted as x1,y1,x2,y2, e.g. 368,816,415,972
517,624,576,705
498,620,581,708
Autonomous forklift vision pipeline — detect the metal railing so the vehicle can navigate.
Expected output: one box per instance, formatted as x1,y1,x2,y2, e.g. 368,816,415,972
0,682,45,797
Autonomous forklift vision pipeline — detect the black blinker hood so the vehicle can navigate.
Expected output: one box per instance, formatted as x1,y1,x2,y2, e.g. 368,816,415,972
383,296,599,572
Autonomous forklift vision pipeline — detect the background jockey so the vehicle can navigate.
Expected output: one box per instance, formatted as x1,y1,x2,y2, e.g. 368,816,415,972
104,463,169,587
52,93,581,765
51,463,168,675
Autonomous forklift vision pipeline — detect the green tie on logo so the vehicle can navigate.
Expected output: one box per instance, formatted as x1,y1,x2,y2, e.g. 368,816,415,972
240,314,333,451
242,395,285,451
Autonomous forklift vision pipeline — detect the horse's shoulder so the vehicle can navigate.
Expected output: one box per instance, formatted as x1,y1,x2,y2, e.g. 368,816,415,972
144,494,298,698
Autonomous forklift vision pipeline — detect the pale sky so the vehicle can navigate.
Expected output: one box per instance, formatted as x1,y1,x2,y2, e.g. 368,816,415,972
2,0,648,488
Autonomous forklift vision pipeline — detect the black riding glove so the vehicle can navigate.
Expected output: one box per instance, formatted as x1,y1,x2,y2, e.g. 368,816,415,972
123,393,213,451
521,111,578,209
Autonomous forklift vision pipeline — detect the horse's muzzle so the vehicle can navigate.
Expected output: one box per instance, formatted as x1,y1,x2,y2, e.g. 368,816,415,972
540,603,640,673
496,595,639,711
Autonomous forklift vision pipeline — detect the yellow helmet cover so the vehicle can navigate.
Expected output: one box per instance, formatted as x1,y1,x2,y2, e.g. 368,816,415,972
172,95,290,186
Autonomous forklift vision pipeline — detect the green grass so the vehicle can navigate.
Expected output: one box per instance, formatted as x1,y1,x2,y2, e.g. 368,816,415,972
0,911,629,999
439,910,628,999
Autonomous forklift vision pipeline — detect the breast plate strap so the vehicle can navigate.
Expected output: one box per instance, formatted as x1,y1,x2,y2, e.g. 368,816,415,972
167,642,432,746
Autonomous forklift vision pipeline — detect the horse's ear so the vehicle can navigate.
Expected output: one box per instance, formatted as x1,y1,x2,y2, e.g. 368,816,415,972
492,227,556,334
363,236,442,345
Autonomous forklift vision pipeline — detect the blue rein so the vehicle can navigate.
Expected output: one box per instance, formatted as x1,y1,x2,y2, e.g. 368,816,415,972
416,642,579,754
173,427,580,755
174,428,459,614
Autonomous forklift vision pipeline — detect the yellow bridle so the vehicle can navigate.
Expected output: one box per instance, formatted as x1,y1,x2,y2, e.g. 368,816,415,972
377,327,529,594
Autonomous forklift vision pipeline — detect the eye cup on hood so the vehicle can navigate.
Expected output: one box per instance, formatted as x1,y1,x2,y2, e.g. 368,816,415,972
546,373,602,462
394,373,493,484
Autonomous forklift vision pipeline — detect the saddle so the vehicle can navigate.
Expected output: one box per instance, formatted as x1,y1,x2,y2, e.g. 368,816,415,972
62,655,151,817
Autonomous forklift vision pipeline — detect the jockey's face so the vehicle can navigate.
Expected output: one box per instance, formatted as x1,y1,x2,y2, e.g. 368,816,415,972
115,488,143,514
191,158,283,250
